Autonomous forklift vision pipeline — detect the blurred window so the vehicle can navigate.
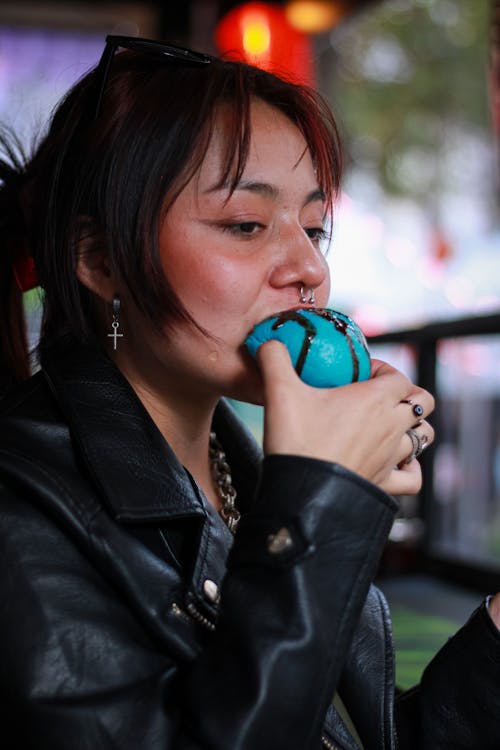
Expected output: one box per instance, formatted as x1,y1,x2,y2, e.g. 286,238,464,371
431,334,500,570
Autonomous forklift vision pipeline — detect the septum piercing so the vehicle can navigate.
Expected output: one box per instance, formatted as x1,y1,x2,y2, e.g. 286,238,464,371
299,285,315,304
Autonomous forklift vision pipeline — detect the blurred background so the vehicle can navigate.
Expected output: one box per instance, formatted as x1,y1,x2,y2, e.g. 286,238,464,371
2,0,499,688
3,2,498,327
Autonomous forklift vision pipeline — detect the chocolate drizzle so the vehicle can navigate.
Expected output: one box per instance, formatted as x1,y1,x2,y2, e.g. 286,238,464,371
271,308,369,382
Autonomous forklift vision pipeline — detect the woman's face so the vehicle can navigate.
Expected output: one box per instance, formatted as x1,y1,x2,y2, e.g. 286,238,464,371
139,100,331,405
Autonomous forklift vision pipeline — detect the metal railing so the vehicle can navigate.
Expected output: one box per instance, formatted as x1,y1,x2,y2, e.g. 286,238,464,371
369,311,500,593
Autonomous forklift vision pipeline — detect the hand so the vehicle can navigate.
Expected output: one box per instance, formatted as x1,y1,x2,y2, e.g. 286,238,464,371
488,593,500,630
257,341,435,496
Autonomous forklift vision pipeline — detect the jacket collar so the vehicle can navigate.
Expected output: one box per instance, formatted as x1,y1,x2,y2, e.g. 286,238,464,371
41,338,262,524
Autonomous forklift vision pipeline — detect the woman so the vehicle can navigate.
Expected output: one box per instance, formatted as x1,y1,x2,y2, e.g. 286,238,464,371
0,35,498,750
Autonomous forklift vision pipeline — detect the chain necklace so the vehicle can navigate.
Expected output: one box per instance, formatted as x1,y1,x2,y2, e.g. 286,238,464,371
209,431,240,534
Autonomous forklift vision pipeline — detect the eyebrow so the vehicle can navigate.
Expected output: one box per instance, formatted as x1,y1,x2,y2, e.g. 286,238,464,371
205,180,325,207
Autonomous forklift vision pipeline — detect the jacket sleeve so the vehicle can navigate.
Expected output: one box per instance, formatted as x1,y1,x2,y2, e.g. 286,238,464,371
178,455,397,749
395,601,500,750
0,455,397,750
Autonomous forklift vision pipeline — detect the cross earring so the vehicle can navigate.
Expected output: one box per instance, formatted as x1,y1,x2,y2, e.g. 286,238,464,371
107,294,123,350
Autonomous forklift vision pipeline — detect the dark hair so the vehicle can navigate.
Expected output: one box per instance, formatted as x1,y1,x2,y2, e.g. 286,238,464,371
0,45,342,385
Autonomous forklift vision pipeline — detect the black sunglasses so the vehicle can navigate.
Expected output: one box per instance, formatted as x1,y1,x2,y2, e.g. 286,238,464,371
91,35,212,120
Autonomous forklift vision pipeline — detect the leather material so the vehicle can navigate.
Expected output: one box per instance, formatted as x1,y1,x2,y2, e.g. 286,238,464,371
338,586,396,750
0,339,497,749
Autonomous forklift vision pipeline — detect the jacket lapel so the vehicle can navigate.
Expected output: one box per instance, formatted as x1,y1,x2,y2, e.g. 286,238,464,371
42,339,206,523
40,339,265,634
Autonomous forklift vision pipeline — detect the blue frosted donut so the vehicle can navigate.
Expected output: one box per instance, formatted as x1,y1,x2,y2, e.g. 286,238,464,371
245,308,371,388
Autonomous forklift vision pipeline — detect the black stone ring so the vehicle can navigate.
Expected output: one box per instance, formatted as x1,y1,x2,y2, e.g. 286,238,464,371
412,403,424,418
401,399,425,419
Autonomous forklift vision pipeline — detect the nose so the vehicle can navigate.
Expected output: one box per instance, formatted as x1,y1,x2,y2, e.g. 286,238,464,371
268,225,329,295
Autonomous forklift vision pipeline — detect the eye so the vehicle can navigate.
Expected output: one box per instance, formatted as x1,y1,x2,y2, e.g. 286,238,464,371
223,221,264,236
304,227,328,243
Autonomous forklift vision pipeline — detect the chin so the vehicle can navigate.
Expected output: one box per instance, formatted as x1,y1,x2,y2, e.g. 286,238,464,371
221,361,264,406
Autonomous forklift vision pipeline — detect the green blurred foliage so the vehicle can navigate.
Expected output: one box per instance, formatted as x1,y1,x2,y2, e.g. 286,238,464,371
325,0,491,199
390,604,457,688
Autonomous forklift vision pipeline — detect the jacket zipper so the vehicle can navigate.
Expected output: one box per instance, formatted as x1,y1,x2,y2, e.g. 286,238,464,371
186,601,216,631
171,601,216,631
321,734,340,750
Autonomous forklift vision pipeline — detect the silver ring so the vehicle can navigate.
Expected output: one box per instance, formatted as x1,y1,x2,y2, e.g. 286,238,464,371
299,285,315,304
404,429,428,464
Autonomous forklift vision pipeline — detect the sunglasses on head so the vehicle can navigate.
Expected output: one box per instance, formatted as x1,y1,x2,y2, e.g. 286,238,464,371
91,34,212,120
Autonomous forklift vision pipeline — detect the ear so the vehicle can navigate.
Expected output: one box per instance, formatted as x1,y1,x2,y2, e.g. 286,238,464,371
75,218,118,303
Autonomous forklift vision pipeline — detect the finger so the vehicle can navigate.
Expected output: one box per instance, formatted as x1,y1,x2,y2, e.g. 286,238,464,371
370,368,435,430
397,422,434,467
382,459,423,496
369,359,415,400
256,339,294,382
256,340,301,407
257,341,304,456
399,392,436,424
370,358,397,377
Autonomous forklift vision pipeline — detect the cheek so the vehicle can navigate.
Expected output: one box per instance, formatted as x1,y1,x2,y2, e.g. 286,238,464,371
204,256,260,303
175,254,260,312
159,237,216,304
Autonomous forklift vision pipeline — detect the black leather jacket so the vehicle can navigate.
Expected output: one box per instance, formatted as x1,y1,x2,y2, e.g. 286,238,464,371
0,340,498,750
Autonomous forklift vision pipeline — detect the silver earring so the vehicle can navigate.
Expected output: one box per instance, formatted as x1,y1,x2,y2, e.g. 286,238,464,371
299,285,315,305
107,294,123,350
